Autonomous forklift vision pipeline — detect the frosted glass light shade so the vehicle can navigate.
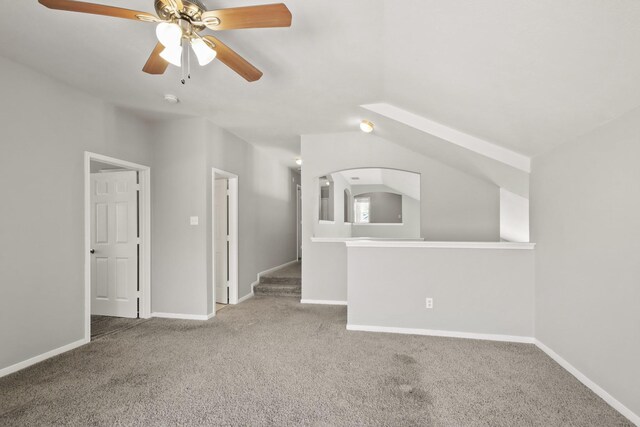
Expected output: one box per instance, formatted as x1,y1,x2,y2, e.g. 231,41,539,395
156,22,182,47
160,45,182,67
191,38,217,66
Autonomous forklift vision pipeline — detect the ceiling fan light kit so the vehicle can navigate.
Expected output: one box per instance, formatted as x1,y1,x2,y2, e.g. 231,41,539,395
159,44,182,67
38,0,292,83
156,22,182,47
191,38,217,66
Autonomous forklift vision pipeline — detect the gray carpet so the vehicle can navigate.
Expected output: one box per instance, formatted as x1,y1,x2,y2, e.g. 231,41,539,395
0,297,632,426
255,262,302,297
91,316,148,340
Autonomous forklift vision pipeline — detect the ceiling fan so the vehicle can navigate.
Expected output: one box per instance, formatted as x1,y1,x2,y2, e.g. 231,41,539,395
38,0,292,82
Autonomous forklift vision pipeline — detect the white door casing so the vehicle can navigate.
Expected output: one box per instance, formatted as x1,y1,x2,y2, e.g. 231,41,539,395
211,167,238,309
214,179,228,304
297,185,302,259
90,171,138,318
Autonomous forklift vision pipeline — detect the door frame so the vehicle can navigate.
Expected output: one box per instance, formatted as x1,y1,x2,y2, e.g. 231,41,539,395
84,152,152,340
296,184,302,260
211,168,239,311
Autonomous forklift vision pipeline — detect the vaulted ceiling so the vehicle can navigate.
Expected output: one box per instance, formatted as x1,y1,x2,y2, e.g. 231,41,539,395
2,1,640,170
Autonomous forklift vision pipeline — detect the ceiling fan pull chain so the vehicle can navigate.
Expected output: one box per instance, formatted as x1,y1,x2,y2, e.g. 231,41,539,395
187,39,191,81
181,37,187,84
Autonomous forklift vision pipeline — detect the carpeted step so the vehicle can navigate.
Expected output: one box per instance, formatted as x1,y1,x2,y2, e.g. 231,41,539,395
259,276,301,286
254,262,302,297
254,282,301,297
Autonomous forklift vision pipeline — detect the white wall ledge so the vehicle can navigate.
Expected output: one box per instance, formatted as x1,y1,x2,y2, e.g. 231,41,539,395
311,237,425,243
345,240,535,249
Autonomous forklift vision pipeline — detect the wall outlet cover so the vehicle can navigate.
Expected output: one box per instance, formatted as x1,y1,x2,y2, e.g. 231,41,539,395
190,216,199,226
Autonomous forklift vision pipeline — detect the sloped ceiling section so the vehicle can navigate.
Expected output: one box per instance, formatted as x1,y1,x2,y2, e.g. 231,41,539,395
360,106,531,197
381,0,640,157
362,103,531,173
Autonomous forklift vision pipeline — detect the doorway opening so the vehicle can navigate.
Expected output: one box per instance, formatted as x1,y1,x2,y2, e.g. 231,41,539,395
212,168,239,316
84,152,151,341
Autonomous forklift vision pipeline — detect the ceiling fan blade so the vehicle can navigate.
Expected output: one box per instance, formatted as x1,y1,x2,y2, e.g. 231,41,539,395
142,43,169,75
203,36,263,82
38,0,159,22
201,3,292,31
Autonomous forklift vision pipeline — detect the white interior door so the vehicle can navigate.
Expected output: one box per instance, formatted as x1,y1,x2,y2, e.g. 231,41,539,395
90,171,138,318
214,179,229,304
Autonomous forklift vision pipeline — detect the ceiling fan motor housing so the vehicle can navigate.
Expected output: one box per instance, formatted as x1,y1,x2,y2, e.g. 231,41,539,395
154,0,207,31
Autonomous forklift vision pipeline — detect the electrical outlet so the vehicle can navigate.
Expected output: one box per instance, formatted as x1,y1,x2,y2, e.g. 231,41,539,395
190,216,199,226
425,298,433,309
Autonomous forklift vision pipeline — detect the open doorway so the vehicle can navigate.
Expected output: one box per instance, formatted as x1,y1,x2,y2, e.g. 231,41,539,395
84,152,151,341
212,168,239,315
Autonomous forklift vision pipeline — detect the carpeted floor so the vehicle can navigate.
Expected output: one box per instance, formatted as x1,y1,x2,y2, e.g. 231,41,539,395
91,316,148,340
0,297,632,426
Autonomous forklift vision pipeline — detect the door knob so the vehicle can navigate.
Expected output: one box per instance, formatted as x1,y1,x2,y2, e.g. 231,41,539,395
90,249,95,254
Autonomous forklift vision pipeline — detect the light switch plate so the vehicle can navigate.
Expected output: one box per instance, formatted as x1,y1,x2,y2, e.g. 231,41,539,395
190,216,199,226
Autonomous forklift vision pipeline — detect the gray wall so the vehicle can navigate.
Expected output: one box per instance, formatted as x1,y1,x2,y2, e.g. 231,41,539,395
351,195,420,239
207,122,299,307
347,247,534,338
531,106,640,418
151,118,208,316
0,55,298,373
349,185,421,239
315,172,352,238
0,56,154,370
302,132,500,302
356,192,402,223
151,117,299,317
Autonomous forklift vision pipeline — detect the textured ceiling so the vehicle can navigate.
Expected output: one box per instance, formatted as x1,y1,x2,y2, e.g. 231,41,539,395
2,1,640,168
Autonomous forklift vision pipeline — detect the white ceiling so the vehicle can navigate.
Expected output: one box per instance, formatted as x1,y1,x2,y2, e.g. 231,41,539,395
381,0,640,156
2,1,640,168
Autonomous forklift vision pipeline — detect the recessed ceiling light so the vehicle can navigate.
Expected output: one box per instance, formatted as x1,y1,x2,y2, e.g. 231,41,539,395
295,158,303,166
164,94,180,104
351,177,360,180
360,120,374,133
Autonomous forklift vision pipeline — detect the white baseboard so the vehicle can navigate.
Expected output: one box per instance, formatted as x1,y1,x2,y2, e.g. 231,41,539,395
535,340,639,426
302,299,348,306
346,324,534,344
151,312,209,321
0,337,89,379
207,312,215,320
237,292,254,303
250,280,259,293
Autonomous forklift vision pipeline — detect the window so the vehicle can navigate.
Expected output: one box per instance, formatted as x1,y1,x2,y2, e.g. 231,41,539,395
354,197,370,224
